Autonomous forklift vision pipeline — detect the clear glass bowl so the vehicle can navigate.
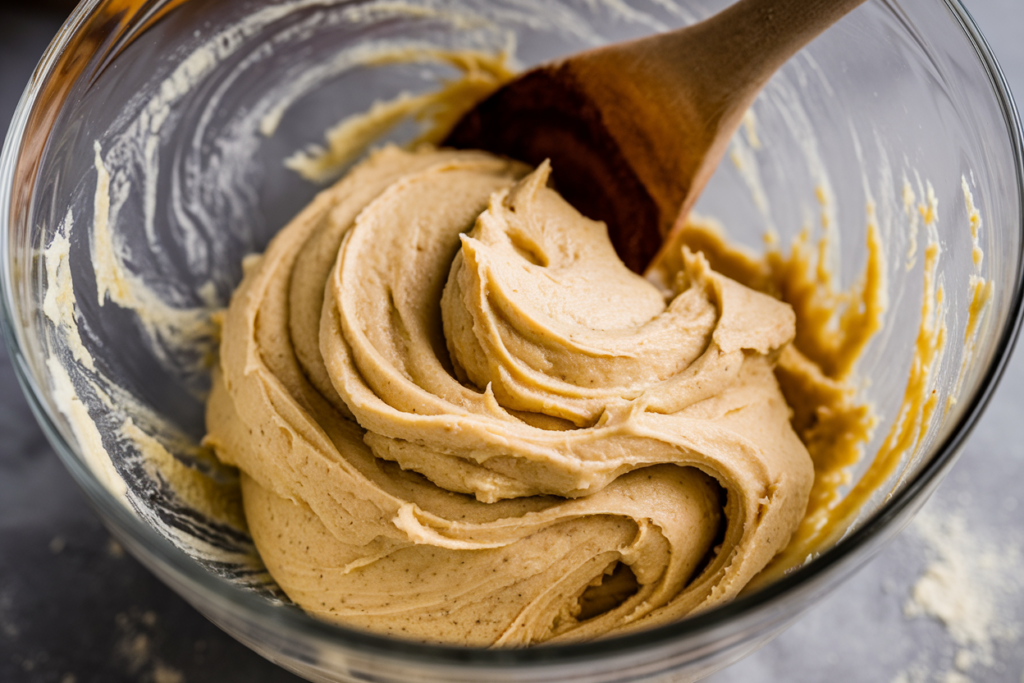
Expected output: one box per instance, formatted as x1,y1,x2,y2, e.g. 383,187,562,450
2,0,1023,681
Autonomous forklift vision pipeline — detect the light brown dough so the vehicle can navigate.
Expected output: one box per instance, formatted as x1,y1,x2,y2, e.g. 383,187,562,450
205,146,813,646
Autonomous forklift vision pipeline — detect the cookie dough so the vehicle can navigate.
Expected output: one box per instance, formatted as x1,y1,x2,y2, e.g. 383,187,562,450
204,145,814,645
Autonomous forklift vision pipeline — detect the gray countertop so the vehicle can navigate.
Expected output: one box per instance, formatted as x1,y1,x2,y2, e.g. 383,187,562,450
2,2,1024,682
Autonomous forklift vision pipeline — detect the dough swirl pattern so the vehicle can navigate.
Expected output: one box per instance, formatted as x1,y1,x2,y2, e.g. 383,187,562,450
205,146,814,645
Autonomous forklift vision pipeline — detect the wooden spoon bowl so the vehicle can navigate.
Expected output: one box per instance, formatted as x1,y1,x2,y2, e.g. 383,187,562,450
445,0,867,274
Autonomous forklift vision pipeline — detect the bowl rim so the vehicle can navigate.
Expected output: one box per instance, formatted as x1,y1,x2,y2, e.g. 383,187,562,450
2,0,1023,672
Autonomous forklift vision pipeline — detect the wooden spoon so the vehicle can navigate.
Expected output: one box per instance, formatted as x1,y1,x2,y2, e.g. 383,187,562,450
445,0,868,274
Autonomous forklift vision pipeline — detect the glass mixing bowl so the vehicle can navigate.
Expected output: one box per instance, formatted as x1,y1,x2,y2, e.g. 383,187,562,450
2,0,1022,681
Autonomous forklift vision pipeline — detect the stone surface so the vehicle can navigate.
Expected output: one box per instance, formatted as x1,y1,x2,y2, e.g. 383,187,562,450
1,2,1022,682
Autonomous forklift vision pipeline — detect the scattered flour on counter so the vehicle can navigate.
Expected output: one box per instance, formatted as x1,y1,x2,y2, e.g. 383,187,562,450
152,662,186,683
113,609,186,683
0,590,18,639
107,537,125,559
890,661,930,683
899,507,1024,680
940,673,972,683
117,629,151,675
954,649,974,671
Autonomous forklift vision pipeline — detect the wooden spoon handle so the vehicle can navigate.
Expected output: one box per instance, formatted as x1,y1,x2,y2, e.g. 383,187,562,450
566,0,867,268
647,0,870,117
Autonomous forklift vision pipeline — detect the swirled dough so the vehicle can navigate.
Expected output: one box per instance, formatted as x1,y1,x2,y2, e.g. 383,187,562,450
204,145,813,645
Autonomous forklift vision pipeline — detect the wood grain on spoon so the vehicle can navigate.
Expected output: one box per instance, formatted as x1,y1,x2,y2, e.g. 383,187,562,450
445,0,868,274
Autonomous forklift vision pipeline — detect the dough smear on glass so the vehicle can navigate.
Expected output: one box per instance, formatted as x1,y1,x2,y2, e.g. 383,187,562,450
204,145,814,646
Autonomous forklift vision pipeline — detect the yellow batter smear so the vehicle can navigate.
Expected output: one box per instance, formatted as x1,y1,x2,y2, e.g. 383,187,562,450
90,143,217,371
903,176,920,272
670,160,995,582
964,276,994,348
91,141,128,307
947,177,993,414
964,176,984,269
774,238,944,574
920,181,938,226
671,214,886,582
285,48,515,182
752,180,968,579
41,151,244,529
741,110,762,150
42,211,127,500
43,213,94,372
121,418,245,530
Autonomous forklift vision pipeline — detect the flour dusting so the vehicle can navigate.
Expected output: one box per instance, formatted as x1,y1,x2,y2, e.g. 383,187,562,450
903,507,1023,677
